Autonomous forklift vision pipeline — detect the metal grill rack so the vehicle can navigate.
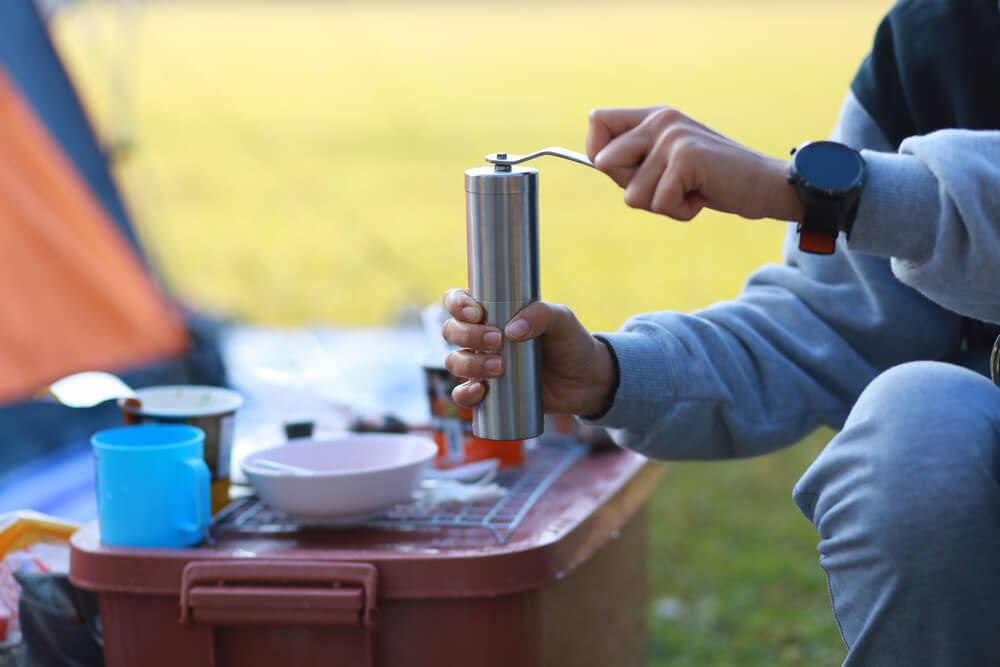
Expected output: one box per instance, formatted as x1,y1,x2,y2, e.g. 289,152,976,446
212,437,587,545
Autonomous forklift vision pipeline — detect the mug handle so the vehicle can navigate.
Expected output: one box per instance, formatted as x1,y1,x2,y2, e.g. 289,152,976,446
177,457,211,543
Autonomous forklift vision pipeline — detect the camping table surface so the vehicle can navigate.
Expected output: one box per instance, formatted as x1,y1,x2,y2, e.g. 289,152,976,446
70,445,667,596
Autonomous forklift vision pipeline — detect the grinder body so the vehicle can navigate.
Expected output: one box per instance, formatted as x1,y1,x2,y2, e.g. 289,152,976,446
465,165,543,441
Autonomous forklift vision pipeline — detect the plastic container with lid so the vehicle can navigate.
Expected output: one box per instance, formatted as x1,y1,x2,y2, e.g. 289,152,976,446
69,444,666,667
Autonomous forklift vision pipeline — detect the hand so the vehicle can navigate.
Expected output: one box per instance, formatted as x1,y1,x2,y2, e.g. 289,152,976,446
586,106,804,222
440,288,617,416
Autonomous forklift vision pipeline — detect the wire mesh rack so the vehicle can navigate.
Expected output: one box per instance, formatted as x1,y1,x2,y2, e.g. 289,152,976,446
212,437,587,545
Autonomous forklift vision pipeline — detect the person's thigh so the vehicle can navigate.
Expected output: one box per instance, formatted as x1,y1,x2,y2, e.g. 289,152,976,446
794,361,1000,666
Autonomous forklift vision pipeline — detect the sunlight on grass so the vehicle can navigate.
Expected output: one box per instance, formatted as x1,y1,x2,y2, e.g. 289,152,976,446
54,0,889,333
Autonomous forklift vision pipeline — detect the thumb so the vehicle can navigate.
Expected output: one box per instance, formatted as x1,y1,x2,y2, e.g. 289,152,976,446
504,301,571,342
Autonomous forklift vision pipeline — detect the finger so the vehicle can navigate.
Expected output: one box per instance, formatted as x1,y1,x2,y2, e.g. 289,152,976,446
594,129,658,191
623,148,669,211
594,131,651,172
442,318,503,351
442,287,483,323
451,380,487,409
650,164,708,221
445,349,505,379
586,109,616,162
586,107,659,161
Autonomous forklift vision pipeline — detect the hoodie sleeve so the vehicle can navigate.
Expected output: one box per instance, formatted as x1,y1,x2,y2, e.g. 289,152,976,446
844,125,1000,323
585,92,963,461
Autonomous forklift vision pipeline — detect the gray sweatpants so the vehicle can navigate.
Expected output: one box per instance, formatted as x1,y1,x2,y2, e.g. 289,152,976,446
794,361,1000,666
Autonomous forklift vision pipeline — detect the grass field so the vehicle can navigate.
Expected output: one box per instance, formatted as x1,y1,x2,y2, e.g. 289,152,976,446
53,1,892,663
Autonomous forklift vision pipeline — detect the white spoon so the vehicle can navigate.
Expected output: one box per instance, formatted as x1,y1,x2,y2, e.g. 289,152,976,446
37,371,137,408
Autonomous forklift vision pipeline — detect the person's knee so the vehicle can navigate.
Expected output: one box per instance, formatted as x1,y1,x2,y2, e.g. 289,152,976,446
795,364,1000,659
846,361,1000,438
795,361,1000,547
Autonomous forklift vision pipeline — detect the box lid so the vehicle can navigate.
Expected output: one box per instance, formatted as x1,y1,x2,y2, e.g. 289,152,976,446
70,447,665,599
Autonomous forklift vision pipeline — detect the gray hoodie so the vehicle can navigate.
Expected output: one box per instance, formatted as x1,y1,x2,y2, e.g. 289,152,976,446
590,91,1000,461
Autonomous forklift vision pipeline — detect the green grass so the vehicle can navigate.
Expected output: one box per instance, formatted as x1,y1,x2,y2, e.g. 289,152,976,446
647,429,844,666
51,1,893,663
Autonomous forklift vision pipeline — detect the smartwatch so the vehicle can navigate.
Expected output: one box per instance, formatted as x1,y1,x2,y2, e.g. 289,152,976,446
787,141,867,255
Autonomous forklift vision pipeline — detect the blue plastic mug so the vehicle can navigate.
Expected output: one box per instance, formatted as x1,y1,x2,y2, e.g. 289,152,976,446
92,424,210,548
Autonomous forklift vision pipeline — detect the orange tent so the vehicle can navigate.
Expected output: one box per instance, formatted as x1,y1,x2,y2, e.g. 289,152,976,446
0,0,226,464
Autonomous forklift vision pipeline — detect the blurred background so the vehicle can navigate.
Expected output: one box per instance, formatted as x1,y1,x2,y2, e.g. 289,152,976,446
48,0,891,663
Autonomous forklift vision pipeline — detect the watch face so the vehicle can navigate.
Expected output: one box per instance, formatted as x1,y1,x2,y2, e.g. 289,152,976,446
795,141,865,193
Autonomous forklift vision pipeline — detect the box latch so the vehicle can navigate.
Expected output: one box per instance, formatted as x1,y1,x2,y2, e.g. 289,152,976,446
179,560,377,660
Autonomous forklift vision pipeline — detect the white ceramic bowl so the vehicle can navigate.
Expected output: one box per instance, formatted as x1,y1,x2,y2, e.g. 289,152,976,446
240,434,437,522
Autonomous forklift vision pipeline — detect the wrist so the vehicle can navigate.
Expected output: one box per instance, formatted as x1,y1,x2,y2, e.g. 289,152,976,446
769,158,805,223
580,336,620,419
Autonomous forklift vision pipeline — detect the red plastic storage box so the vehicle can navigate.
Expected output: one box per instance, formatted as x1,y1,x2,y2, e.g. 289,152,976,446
69,442,666,667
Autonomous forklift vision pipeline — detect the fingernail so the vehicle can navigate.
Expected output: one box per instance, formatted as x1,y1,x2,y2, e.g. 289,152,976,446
470,380,488,401
506,318,530,339
462,305,481,321
484,358,502,374
483,331,501,347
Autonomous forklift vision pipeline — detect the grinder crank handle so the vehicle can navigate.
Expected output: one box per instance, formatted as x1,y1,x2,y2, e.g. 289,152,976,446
484,147,595,170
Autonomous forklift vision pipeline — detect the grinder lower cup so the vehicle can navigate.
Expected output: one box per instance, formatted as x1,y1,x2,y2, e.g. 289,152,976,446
465,163,543,441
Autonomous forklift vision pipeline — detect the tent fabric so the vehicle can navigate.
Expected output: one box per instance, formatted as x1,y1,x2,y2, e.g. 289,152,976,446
0,0,228,471
0,0,145,262
0,65,189,403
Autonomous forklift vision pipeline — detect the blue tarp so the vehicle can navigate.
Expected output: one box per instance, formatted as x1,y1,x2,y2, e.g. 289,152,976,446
0,326,436,522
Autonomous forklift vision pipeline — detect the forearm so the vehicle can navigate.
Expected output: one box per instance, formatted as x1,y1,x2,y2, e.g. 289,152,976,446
582,94,965,460
587,254,960,460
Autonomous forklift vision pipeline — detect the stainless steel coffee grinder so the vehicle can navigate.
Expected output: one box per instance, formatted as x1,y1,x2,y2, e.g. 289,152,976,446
465,147,594,441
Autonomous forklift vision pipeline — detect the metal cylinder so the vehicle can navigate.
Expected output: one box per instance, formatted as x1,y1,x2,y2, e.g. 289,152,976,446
465,164,543,441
